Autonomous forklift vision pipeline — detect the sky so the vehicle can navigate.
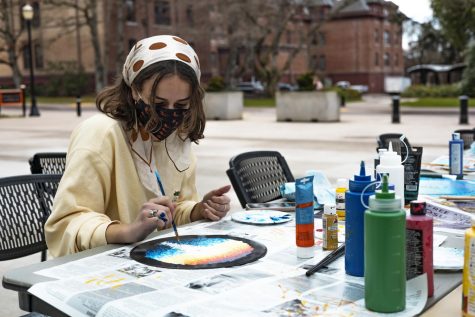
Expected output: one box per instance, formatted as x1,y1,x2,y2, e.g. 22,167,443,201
390,0,433,49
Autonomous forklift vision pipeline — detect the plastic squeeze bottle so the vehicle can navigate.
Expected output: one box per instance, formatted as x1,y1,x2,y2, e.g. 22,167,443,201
295,176,315,258
335,178,348,221
463,216,475,317
406,200,434,297
365,175,406,313
449,132,464,180
323,204,338,251
345,161,374,277
376,141,404,208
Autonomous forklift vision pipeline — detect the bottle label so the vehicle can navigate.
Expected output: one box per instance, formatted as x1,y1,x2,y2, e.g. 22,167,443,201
336,192,345,210
406,228,423,280
450,143,462,175
323,215,338,250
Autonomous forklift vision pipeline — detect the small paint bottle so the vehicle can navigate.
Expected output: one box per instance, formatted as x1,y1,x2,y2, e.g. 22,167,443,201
295,176,315,258
449,132,464,180
335,178,348,221
463,216,475,317
406,200,434,297
323,204,338,251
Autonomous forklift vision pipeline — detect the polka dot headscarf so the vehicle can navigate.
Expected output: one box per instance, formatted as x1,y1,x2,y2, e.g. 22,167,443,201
122,35,201,87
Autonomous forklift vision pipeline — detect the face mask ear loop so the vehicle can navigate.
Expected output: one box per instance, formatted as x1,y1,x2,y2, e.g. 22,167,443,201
400,134,410,164
360,180,381,210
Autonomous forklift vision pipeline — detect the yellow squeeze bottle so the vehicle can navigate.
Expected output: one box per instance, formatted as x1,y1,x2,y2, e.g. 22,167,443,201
463,217,475,317
335,178,348,220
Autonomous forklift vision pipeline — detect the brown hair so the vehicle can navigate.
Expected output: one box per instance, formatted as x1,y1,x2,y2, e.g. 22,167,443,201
96,60,205,143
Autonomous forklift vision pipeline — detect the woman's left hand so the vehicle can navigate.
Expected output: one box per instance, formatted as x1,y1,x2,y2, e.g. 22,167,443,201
192,185,231,221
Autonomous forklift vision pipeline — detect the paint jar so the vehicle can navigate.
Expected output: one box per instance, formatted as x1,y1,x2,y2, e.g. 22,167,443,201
365,174,406,313
450,132,464,180
345,160,374,277
406,200,434,297
323,204,338,251
335,178,348,221
463,216,475,317
295,176,315,258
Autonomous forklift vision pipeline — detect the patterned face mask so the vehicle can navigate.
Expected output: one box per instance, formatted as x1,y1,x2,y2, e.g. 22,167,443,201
136,99,189,141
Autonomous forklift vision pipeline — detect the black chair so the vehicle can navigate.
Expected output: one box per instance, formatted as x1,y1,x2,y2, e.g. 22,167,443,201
454,129,475,150
0,174,62,262
29,152,67,174
226,151,295,208
377,133,412,155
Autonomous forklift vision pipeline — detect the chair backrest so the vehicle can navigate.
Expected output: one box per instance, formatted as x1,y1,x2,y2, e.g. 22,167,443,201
377,133,412,155
0,174,62,261
29,152,67,174
454,129,475,150
226,151,295,208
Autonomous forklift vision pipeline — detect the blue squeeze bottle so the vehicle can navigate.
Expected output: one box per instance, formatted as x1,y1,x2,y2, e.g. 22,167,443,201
449,132,464,179
345,160,375,277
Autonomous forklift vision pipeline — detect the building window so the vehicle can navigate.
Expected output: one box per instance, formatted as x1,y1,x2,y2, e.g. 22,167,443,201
128,38,137,50
319,55,326,70
374,29,379,43
32,2,41,28
375,52,379,66
311,33,318,45
395,53,399,66
384,52,390,66
126,0,136,22
384,31,391,45
22,45,30,69
186,5,193,27
319,32,326,46
154,0,171,25
34,43,43,69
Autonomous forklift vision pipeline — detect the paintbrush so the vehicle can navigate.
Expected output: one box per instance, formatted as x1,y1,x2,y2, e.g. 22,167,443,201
440,195,475,201
306,243,345,277
154,170,181,242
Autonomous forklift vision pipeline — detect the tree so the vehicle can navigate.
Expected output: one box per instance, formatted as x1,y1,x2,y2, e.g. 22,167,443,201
45,0,106,92
432,0,475,95
0,0,24,87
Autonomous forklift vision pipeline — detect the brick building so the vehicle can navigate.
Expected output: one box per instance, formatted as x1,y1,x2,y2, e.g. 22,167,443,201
0,0,403,93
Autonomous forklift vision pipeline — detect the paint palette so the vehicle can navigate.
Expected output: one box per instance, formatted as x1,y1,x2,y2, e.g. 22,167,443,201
130,235,267,269
231,210,292,225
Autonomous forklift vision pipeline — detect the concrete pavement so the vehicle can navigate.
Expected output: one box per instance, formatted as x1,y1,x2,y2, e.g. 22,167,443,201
0,94,472,315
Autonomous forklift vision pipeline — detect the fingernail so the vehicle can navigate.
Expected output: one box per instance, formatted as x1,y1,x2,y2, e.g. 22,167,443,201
159,212,166,218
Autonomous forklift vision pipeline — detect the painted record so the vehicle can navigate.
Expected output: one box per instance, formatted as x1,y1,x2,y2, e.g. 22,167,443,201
232,210,292,225
130,235,267,269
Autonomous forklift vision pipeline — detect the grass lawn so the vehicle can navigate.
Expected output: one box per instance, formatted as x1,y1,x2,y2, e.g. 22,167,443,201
401,98,464,107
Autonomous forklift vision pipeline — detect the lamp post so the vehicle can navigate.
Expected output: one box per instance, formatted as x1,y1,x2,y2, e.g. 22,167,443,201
22,4,40,117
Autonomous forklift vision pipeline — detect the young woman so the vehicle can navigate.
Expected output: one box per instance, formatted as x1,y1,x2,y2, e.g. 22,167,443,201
45,35,231,257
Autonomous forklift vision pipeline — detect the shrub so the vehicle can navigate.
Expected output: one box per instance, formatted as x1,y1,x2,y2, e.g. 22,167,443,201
296,73,315,91
206,76,226,92
36,61,89,96
401,84,461,98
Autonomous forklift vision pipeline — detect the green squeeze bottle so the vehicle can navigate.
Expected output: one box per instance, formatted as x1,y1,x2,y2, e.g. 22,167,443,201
364,174,406,313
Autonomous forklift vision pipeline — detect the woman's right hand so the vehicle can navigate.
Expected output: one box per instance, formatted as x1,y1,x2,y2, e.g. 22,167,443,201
106,197,175,244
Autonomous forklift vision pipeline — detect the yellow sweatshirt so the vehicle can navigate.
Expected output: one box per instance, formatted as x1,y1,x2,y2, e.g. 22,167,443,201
45,114,199,257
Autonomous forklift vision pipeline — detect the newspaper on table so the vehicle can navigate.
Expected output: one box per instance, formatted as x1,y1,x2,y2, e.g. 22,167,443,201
30,217,429,317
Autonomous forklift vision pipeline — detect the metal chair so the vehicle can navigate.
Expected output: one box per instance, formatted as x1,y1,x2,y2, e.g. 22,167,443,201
377,133,412,155
29,152,67,174
0,174,62,262
454,129,475,150
226,151,295,208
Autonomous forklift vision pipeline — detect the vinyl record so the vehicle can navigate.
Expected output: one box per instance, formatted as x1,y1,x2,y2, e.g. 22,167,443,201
130,235,267,269
232,210,292,225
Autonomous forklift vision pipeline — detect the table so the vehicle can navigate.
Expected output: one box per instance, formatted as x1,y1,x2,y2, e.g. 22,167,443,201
2,217,464,317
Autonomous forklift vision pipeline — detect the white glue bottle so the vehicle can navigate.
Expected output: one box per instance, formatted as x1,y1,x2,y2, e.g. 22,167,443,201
376,141,404,208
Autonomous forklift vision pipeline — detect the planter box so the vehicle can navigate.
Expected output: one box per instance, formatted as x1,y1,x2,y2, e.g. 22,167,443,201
276,91,340,122
203,91,243,120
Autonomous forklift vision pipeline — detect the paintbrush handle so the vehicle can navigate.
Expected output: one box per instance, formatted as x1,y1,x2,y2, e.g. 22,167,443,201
306,244,345,277
440,195,475,201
